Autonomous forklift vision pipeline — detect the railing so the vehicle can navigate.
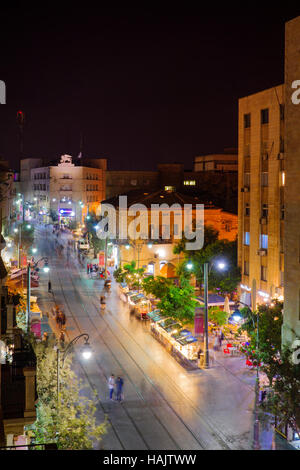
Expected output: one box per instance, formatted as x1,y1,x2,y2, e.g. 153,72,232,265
0,443,58,450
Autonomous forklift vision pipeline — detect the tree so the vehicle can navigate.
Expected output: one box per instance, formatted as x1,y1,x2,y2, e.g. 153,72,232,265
85,212,105,257
260,347,300,437
239,301,283,385
157,276,197,325
208,306,228,327
113,261,145,289
174,228,240,296
26,338,107,449
142,275,173,299
49,209,58,223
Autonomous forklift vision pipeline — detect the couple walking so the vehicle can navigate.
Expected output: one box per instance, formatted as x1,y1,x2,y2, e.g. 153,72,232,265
108,374,124,402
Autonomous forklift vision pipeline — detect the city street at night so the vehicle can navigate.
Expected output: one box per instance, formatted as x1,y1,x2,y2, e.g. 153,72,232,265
35,223,258,451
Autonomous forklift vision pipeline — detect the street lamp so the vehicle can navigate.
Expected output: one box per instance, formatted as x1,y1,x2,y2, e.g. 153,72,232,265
56,333,92,406
202,258,227,369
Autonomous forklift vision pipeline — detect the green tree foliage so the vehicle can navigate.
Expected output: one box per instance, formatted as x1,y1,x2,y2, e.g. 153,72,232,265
142,275,173,299
12,222,35,251
113,261,145,289
85,212,105,257
174,226,240,295
260,347,300,436
156,276,197,325
49,209,58,222
27,338,107,449
239,301,283,385
208,306,228,327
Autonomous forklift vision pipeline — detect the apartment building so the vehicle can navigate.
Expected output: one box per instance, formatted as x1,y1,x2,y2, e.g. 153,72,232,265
21,155,106,224
194,150,238,172
283,16,300,344
238,85,285,309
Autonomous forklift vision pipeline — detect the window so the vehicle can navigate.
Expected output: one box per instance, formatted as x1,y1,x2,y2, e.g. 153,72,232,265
131,179,137,186
261,108,269,124
280,172,285,187
261,172,268,187
147,263,154,275
261,266,267,281
260,234,268,249
244,172,250,188
244,113,251,128
244,232,250,246
245,204,250,216
280,205,285,220
183,180,196,186
280,104,284,121
244,261,249,276
261,204,268,218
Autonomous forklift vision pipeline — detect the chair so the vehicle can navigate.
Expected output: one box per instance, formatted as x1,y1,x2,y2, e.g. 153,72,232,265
223,348,230,355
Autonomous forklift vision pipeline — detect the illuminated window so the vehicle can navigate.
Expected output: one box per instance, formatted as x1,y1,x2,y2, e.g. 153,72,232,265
280,171,285,187
244,232,250,246
183,180,196,186
164,186,175,192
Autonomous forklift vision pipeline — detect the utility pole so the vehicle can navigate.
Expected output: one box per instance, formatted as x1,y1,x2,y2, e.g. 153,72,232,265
203,262,210,368
104,237,108,280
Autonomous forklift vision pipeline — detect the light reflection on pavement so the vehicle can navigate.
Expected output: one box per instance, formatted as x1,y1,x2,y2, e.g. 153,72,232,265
34,223,258,450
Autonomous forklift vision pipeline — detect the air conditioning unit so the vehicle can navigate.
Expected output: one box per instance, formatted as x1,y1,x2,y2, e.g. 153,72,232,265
257,248,267,256
241,187,249,192
277,153,284,160
260,217,267,224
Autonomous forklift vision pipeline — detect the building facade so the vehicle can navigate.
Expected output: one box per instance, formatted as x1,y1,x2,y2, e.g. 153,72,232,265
21,155,106,225
283,16,300,344
238,85,285,309
194,150,238,172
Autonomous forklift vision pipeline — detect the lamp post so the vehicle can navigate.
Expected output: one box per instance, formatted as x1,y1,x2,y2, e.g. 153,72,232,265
55,333,92,407
234,300,260,450
26,257,49,332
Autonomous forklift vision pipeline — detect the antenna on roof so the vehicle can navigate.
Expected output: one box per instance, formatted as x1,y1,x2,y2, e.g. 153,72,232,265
77,131,83,160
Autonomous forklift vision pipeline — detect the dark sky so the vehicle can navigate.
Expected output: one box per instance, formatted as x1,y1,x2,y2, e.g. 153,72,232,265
0,5,300,171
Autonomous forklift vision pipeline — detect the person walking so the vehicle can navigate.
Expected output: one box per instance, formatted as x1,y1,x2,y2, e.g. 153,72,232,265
87,263,90,274
108,374,115,401
116,376,124,402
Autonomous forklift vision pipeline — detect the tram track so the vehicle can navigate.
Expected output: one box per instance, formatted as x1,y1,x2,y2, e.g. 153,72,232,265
40,226,248,450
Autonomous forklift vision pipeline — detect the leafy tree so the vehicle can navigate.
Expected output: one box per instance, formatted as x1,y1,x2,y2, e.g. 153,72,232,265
157,276,197,325
142,275,173,299
49,209,58,222
260,347,300,437
26,338,107,449
113,261,145,289
239,301,283,385
174,228,240,296
208,306,228,327
85,211,105,257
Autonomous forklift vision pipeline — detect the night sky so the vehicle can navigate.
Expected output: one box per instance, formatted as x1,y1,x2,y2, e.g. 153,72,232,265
0,5,300,172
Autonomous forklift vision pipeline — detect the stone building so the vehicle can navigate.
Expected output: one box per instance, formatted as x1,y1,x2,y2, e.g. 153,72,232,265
238,85,284,309
20,155,106,225
283,16,300,344
101,188,237,276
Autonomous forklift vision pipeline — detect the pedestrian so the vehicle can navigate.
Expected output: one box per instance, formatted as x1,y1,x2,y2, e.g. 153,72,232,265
108,374,115,401
213,335,219,351
87,263,90,274
116,376,124,402
48,280,52,292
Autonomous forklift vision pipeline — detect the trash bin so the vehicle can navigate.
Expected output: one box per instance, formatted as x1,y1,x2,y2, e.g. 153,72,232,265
198,353,205,368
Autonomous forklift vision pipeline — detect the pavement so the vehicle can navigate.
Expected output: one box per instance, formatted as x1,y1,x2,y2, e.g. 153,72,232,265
31,222,291,450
